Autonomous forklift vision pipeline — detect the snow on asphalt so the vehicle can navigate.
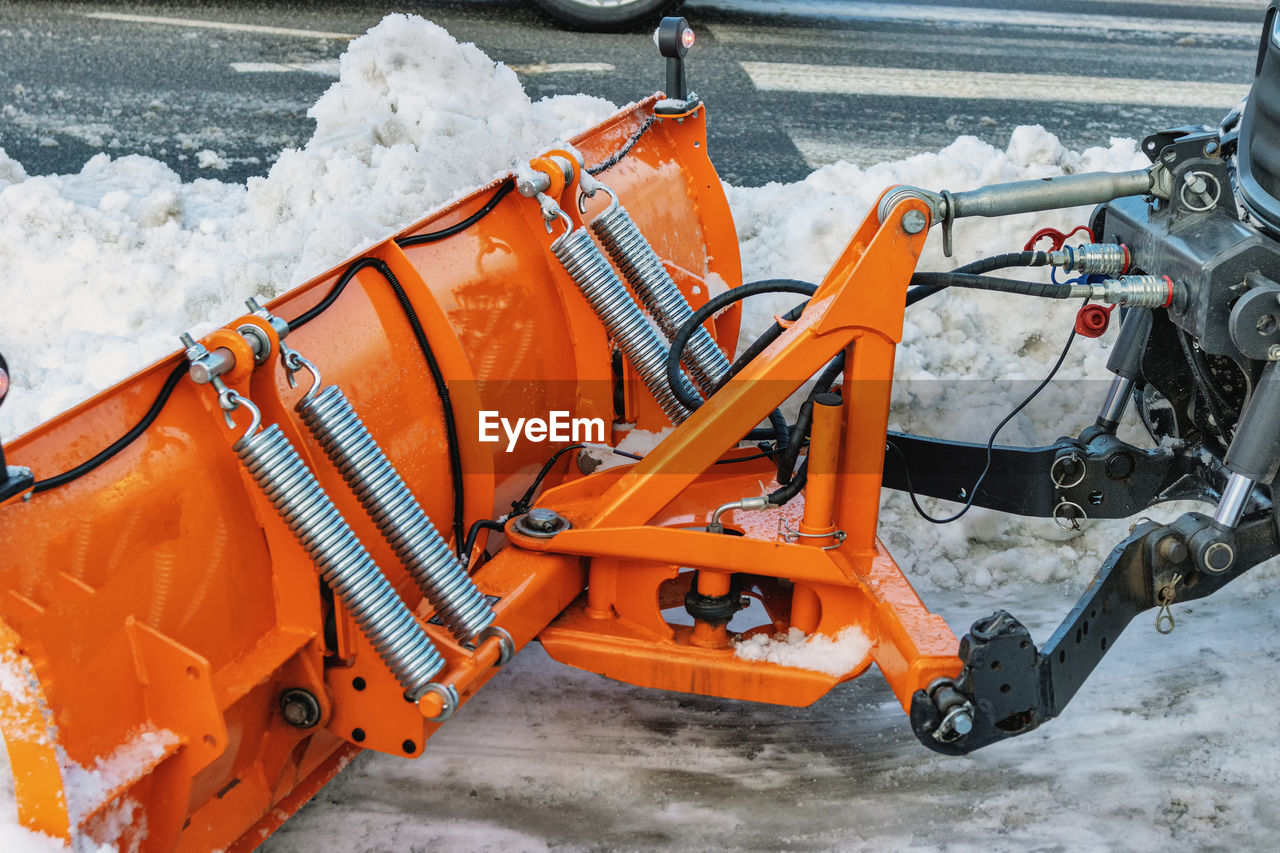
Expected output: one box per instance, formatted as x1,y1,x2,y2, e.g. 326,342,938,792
3,13,1280,852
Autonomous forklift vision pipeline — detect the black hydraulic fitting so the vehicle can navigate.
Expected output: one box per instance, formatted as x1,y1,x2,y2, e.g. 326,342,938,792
684,572,743,624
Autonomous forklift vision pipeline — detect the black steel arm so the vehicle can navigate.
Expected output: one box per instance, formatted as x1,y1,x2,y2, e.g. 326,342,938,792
882,429,1225,521
908,510,1280,754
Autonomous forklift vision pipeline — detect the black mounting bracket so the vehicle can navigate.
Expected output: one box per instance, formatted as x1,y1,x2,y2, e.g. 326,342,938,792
909,511,1280,754
881,427,1224,522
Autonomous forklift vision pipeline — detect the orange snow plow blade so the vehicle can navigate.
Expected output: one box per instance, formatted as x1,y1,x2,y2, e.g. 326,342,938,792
0,95,960,850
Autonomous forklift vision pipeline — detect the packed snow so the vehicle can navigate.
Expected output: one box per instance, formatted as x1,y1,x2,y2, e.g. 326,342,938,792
734,627,872,677
4,11,1280,853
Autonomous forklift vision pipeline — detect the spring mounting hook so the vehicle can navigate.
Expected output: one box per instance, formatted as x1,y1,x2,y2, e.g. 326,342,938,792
546,198,699,423
285,345,496,643
178,335,447,700
582,181,730,396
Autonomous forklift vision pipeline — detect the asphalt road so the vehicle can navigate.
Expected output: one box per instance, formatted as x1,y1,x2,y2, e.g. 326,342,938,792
0,0,1268,186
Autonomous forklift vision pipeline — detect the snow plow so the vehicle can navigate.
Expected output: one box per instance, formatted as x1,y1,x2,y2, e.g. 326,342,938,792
5,9,1280,850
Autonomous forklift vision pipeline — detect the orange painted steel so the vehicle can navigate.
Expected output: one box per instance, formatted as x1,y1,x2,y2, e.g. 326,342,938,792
0,90,962,852
532,190,962,710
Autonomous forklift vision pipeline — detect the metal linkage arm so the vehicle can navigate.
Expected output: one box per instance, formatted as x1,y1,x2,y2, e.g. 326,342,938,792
878,168,1154,255
909,511,1280,754
881,429,1224,521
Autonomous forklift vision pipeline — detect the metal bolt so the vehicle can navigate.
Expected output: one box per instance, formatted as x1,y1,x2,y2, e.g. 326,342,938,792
1268,344,1280,361
901,209,928,234
279,688,322,729
526,507,559,530
1104,452,1134,480
1204,140,1220,157
1185,173,1207,194
940,705,974,737
1202,541,1235,573
237,324,272,365
1156,534,1188,564
516,507,570,539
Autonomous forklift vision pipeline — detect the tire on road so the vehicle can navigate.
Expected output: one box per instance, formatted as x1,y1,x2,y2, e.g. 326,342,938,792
530,0,684,31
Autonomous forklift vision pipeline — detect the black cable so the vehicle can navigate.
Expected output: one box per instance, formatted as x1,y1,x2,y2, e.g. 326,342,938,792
666,279,818,446
587,116,657,176
906,251,1051,306
31,361,190,493
724,254,1051,395
670,279,819,407
511,443,587,517
395,181,515,248
888,319,1080,524
287,258,467,549
510,436,798,525
770,355,846,497
22,144,616,501
460,518,507,569
909,271,1076,300
376,263,467,550
289,257,383,331
1174,325,1233,448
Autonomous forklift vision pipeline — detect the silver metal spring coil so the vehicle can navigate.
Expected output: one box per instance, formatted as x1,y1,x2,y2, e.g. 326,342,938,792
235,421,444,700
552,224,698,423
297,384,495,642
1052,243,1128,275
589,199,731,395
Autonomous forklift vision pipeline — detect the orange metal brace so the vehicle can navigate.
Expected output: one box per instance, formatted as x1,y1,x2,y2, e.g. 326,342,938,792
517,190,962,710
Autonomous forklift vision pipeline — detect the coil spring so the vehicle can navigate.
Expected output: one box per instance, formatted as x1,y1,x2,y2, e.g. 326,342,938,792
1060,244,1128,275
589,202,731,395
553,226,698,422
298,385,495,642
236,422,444,700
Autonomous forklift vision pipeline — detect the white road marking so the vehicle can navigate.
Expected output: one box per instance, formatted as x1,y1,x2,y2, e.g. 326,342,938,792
708,23,1255,64
700,2,1259,38
230,61,340,76
508,61,616,74
85,12,356,41
742,62,1252,109
789,134,933,169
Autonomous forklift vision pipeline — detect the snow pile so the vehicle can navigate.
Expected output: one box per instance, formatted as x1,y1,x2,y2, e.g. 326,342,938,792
725,126,1158,593
734,626,871,676
0,13,614,438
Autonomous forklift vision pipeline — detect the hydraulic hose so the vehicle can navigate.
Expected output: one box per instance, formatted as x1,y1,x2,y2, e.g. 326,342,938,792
907,250,1050,306
665,279,818,442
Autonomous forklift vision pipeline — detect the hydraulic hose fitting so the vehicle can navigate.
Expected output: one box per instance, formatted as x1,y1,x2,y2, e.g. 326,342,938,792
1049,243,1130,275
707,495,768,534
1088,275,1175,308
